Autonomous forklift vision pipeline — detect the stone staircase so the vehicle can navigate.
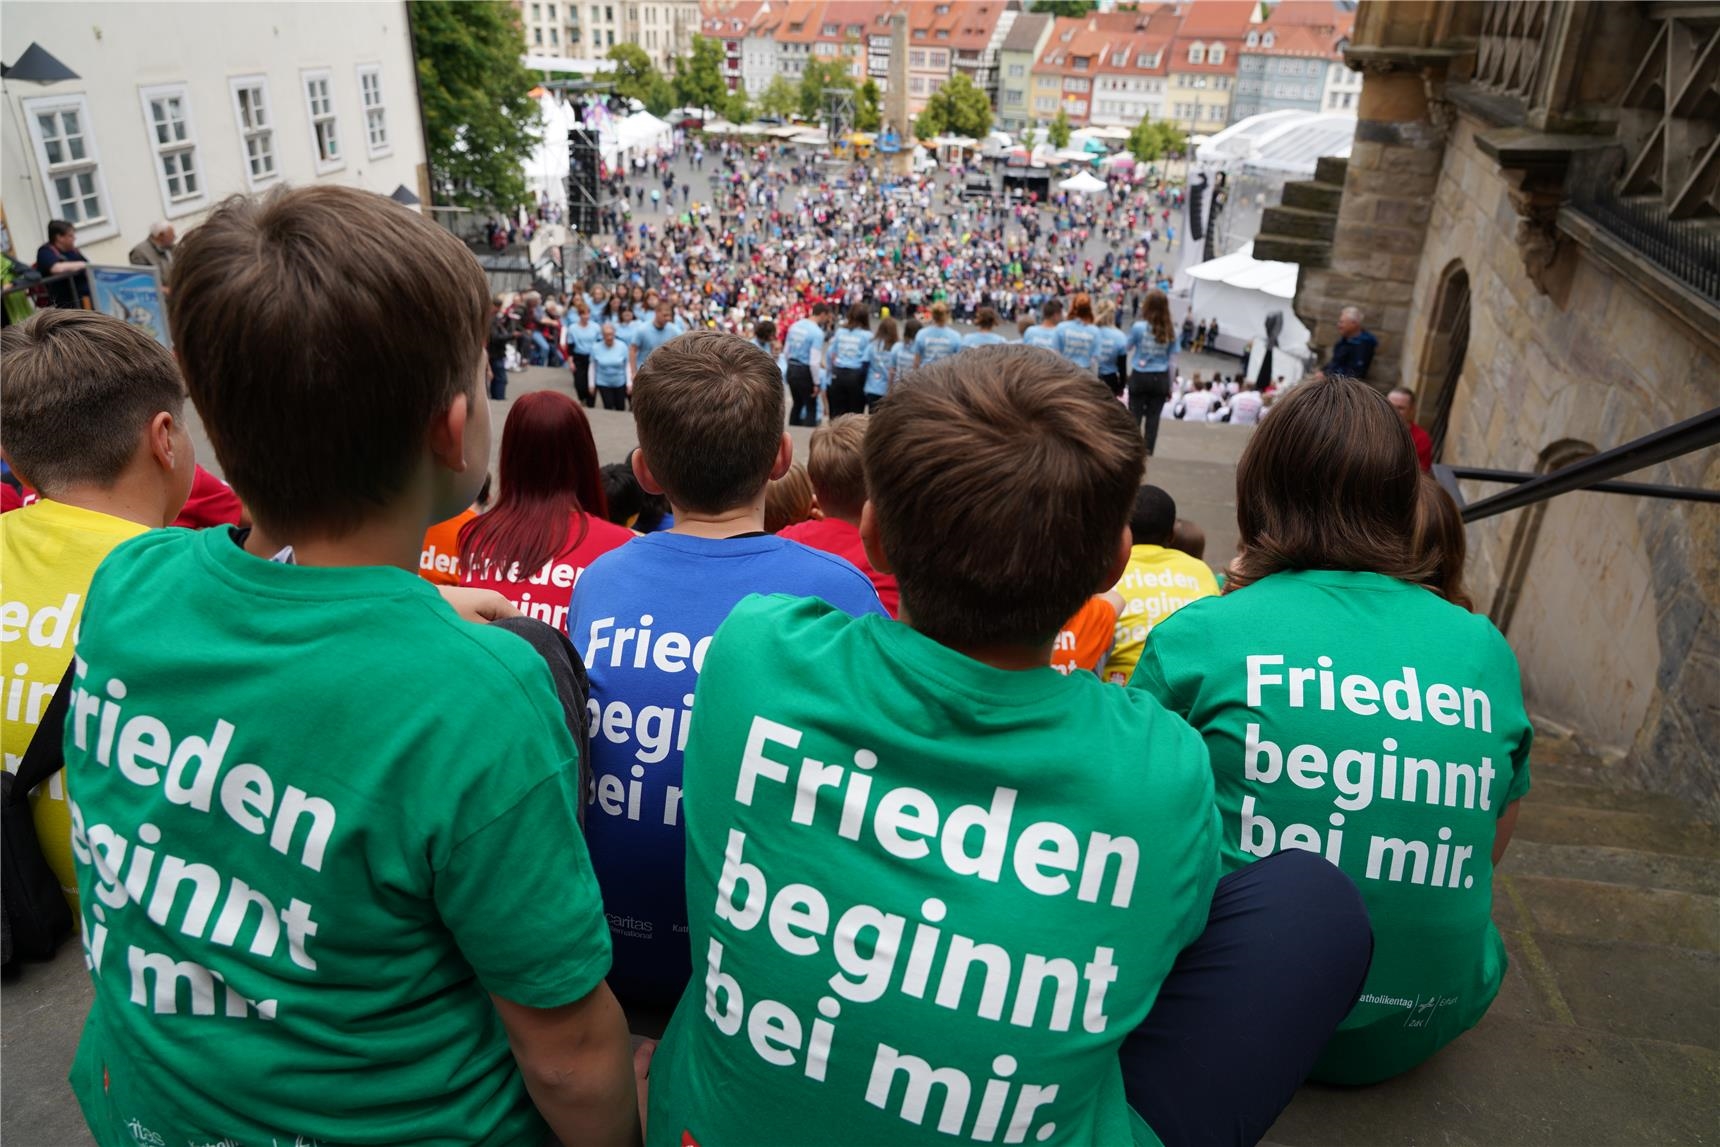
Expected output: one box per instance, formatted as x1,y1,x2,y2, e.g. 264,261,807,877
1268,730,1720,1145
1254,155,1348,268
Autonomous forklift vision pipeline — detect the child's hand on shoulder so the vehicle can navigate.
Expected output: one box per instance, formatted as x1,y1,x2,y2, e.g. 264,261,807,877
438,586,521,624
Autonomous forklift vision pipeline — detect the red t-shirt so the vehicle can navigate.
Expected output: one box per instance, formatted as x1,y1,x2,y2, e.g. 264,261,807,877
459,511,634,631
777,517,899,618
1411,423,1434,472
172,465,244,529
1,483,23,514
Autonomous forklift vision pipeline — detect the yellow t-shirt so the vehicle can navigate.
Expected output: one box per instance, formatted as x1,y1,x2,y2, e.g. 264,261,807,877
1,501,149,915
1103,543,1219,684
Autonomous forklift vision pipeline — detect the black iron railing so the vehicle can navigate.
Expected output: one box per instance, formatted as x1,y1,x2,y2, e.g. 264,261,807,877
1436,407,1720,522
1567,189,1720,304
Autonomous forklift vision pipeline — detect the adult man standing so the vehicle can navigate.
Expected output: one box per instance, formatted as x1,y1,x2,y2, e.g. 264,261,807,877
128,221,175,289
1321,305,1378,381
1388,386,1434,471
34,220,89,309
783,301,828,427
629,299,685,375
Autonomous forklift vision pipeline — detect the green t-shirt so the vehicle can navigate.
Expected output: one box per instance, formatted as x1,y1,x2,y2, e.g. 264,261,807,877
66,527,612,1146
1130,570,1533,1084
648,595,1220,1147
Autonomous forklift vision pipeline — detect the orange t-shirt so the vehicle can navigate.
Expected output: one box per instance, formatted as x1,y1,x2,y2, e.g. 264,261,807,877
419,508,478,586
1050,595,1120,676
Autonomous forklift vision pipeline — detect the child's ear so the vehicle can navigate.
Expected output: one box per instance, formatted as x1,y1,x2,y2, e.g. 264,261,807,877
859,501,891,575
428,391,475,474
1102,526,1131,592
769,432,793,481
632,448,666,496
147,411,182,474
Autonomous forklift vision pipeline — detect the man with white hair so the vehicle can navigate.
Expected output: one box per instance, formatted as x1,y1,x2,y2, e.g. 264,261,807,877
1320,304,1377,381
128,221,176,289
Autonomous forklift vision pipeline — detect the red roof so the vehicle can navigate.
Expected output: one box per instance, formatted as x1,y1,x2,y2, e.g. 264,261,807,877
1245,22,1335,58
1173,0,1259,39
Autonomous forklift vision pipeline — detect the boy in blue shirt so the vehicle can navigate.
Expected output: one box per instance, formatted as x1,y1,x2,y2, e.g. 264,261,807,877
567,330,885,1015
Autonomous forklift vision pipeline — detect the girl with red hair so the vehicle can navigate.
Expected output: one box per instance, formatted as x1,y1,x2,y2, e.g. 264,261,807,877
459,391,632,631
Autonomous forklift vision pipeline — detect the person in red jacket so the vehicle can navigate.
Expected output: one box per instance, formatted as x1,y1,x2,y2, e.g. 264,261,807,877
1388,386,1435,471
778,414,900,617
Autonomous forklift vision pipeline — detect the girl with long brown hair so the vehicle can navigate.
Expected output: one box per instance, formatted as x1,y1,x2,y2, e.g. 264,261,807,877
1131,374,1534,1086
1127,289,1177,453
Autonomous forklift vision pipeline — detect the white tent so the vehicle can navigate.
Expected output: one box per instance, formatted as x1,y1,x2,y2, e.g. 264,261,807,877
1059,169,1107,194
1185,242,1312,384
525,90,582,207
601,110,673,165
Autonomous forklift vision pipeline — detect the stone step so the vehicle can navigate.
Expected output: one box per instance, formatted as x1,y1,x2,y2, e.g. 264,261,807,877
1314,154,1349,186
1259,203,1338,241
1251,233,1332,266
1281,178,1345,214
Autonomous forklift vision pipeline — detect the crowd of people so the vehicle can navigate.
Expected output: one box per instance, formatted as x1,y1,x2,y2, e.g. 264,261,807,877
1,180,1523,1147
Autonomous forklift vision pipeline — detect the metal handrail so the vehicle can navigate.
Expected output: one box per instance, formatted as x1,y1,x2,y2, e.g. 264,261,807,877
1437,407,1720,522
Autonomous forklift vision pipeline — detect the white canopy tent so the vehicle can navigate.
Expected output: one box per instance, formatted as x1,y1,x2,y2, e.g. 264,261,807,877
1059,169,1107,194
1185,242,1312,385
524,96,675,206
601,110,673,166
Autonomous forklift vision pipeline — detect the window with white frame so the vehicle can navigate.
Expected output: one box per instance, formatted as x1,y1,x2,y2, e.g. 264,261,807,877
23,94,115,239
1007,62,1024,77
138,83,205,215
1187,42,1204,64
302,69,342,171
230,76,278,189
1035,95,1056,111
358,65,390,157
1210,44,1224,63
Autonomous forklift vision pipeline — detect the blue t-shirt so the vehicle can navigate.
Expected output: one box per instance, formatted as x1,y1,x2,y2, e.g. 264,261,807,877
913,324,963,366
610,320,640,348
830,327,874,370
1056,320,1102,371
566,533,886,1005
632,320,685,366
784,317,823,364
866,337,897,395
1022,323,1061,351
566,319,601,355
1128,321,1176,374
591,339,630,388
960,330,1008,350
1097,325,1128,374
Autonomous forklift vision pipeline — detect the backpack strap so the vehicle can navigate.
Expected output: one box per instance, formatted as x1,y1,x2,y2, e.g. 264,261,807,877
6,661,76,807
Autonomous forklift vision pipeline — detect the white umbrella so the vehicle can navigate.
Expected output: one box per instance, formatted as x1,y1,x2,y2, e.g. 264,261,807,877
1059,170,1107,194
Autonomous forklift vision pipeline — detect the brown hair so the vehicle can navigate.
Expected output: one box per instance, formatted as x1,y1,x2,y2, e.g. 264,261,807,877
1069,292,1095,323
975,307,997,331
170,186,488,534
846,302,871,330
876,315,900,351
1412,472,1473,610
631,329,785,514
1142,289,1173,346
929,301,950,325
807,414,870,518
765,462,816,533
1227,375,1434,594
0,310,185,495
866,345,1143,647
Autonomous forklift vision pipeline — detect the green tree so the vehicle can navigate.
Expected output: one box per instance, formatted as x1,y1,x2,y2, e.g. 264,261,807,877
607,42,660,105
856,78,883,132
759,75,800,120
412,0,542,208
674,35,729,115
1032,0,1096,15
1127,117,1186,163
723,88,754,125
1021,122,1040,150
758,75,799,119
799,57,857,122
914,72,992,140
1048,107,1072,149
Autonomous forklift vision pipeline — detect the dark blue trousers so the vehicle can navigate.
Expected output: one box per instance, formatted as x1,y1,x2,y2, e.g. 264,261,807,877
1123,850,1373,1147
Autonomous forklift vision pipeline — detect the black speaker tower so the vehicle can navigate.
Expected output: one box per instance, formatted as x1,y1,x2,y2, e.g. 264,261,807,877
567,127,601,236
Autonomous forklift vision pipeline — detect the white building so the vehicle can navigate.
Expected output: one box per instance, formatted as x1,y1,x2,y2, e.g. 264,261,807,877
2,3,425,268
1321,38,1362,112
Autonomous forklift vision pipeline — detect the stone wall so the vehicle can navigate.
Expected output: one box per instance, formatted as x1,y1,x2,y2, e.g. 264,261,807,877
1403,113,1720,820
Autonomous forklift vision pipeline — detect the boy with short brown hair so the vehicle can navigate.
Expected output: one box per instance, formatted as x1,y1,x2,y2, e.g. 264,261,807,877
63,185,636,1146
647,345,1371,1147
567,331,885,1012
779,414,900,616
